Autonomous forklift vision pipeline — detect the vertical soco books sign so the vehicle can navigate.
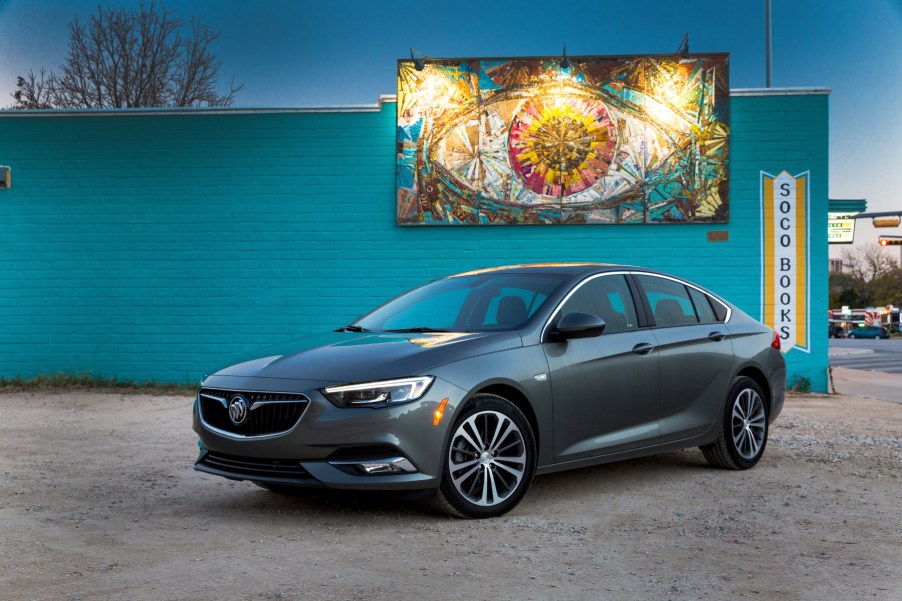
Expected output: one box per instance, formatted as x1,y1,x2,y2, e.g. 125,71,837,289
761,171,810,353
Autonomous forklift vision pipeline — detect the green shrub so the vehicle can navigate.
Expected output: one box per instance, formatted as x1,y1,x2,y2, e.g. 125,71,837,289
788,375,812,393
0,372,197,394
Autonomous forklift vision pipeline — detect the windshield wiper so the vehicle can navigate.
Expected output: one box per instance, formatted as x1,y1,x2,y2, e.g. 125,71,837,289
384,327,450,333
336,325,369,332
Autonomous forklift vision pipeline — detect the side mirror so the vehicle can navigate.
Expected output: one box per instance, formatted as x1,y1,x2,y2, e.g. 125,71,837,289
552,312,606,340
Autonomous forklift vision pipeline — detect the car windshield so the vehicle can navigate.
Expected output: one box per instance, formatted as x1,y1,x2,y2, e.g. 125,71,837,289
353,273,569,332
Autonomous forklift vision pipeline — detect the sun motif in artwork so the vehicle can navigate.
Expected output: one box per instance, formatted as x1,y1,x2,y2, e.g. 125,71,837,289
508,97,617,197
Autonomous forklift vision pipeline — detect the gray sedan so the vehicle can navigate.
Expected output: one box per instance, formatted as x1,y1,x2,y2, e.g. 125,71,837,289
194,263,786,518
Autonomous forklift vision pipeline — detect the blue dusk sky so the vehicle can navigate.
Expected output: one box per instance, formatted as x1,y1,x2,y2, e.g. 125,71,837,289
0,0,899,233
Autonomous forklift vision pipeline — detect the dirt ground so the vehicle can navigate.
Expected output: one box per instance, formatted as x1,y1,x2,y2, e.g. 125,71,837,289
1,391,899,601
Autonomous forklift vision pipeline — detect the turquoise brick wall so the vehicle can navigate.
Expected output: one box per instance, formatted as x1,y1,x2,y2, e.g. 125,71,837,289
0,93,829,389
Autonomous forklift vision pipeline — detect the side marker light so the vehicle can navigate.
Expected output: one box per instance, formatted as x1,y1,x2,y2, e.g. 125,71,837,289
433,398,449,426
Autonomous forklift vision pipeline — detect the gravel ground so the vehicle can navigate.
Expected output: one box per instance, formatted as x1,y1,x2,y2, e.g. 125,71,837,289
1,390,900,600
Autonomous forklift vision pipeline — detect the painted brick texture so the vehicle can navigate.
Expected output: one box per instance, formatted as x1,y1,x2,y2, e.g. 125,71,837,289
0,94,829,388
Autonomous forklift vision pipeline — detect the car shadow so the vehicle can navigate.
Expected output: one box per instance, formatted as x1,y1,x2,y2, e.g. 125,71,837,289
189,477,437,520
186,449,714,521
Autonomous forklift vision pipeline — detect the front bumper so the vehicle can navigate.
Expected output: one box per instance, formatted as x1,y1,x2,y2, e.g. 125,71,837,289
192,374,467,491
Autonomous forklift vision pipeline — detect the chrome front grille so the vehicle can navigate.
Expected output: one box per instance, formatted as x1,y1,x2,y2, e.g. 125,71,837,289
198,388,309,438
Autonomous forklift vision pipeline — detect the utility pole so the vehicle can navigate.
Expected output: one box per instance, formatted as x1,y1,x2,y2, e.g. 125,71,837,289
766,0,773,87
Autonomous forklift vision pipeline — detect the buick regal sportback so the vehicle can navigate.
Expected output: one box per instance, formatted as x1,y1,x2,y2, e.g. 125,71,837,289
194,264,786,518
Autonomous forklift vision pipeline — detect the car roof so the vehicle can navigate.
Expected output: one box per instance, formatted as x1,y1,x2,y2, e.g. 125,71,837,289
451,263,638,277
447,263,728,306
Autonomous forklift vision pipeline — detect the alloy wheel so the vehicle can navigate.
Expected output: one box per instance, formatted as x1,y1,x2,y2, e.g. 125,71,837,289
447,410,527,507
730,387,767,460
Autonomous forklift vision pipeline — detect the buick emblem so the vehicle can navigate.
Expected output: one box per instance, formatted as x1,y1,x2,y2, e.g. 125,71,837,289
228,395,249,425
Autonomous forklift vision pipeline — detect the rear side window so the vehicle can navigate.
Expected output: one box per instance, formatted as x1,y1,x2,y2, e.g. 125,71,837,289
709,296,729,322
636,275,698,327
688,287,718,324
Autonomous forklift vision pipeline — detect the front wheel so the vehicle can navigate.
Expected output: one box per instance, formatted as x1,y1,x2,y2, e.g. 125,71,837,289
701,377,769,470
848,333,857,339
431,394,536,518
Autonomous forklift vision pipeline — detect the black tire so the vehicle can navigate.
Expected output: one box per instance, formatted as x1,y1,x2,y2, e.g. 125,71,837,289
849,333,857,339
430,394,537,519
701,377,769,470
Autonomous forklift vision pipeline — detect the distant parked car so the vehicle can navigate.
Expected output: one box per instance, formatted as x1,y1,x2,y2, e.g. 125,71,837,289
847,326,889,339
828,325,845,339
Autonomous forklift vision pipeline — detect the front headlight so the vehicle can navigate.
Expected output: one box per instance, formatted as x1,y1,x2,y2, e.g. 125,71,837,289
322,376,435,407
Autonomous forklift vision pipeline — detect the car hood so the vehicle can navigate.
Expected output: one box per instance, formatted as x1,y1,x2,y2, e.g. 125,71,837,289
209,330,523,383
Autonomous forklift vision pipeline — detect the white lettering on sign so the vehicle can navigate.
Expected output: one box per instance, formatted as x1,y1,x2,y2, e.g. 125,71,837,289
774,173,797,350
761,171,810,354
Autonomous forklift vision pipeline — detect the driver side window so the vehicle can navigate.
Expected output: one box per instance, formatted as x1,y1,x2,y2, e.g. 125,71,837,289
559,275,638,334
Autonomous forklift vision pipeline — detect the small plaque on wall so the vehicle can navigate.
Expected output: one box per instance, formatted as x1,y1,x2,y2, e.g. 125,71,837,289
707,231,729,242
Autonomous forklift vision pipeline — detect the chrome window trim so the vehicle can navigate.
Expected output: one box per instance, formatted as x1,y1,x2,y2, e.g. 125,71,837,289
197,388,311,440
541,270,732,341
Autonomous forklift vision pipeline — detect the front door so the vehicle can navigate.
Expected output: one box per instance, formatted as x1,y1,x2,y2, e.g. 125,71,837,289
544,274,661,462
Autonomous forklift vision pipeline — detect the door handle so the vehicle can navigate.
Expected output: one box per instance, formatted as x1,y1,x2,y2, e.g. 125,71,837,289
708,331,726,342
632,342,655,356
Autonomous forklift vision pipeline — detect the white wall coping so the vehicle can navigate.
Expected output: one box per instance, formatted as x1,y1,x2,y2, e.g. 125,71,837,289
0,88,830,117
0,95,399,117
730,87,830,96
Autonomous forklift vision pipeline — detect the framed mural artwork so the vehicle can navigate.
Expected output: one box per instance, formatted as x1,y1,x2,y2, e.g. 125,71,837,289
397,54,730,225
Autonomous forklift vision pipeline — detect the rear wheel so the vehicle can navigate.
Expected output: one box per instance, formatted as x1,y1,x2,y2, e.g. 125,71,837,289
431,394,536,518
701,377,768,470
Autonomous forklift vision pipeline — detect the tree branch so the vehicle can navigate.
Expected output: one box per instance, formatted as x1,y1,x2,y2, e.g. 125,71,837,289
10,1,242,109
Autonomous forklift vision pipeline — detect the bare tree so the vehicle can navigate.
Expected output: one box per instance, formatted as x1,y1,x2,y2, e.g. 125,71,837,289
840,246,899,282
10,69,55,109
8,1,243,109
831,246,902,308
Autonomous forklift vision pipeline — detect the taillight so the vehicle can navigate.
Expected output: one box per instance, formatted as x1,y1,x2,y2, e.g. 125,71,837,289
771,331,781,350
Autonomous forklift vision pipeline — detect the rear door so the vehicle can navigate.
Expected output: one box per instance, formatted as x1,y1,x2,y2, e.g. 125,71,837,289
633,274,735,442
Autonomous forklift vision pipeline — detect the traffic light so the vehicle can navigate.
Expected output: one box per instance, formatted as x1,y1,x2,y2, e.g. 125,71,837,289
879,236,902,246
874,217,902,228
